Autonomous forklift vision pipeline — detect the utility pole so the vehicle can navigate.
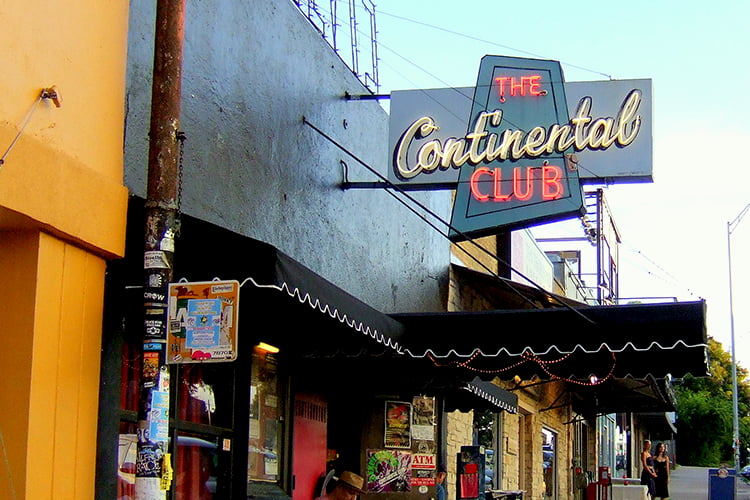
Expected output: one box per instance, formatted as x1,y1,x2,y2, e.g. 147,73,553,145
728,202,750,477
136,0,186,498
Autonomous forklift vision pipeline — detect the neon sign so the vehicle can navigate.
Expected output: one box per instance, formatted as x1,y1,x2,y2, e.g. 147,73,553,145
494,75,544,101
385,55,650,239
447,55,585,240
469,164,564,203
393,89,642,182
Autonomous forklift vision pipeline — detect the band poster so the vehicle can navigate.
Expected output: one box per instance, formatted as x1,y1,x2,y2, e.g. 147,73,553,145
411,396,436,441
385,401,412,449
367,449,412,492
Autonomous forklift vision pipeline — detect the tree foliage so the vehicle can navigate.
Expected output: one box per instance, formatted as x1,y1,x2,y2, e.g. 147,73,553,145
676,337,750,466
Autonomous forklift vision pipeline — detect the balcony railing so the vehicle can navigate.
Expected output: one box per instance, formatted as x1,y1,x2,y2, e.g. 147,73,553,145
292,0,380,93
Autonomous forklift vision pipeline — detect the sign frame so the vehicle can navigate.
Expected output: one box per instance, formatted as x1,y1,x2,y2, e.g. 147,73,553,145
167,280,240,363
449,55,585,240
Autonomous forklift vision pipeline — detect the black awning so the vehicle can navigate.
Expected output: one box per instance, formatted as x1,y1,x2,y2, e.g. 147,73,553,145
565,377,678,415
636,412,678,439
127,197,404,353
391,301,708,380
445,377,518,414
243,244,405,353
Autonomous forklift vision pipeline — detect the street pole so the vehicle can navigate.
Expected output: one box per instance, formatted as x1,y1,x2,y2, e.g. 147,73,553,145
135,0,186,498
728,202,750,475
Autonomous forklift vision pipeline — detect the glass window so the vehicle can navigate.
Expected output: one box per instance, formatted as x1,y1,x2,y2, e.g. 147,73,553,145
248,345,283,483
176,364,234,428
474,410,501,491
174,432,221,500
117,423,138,500
542,428,557,500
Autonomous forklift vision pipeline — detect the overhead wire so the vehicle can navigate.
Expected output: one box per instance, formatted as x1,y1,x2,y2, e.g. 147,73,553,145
292,1,708,384
344,8,616,184
307,0,620,188
302,116,597,325
619,243,702,300
298,4,618,321
376,9,613,80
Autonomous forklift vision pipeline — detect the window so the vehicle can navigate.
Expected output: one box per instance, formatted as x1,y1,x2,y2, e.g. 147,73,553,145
248,345,284,483
542,427,557,500
474,410,503,491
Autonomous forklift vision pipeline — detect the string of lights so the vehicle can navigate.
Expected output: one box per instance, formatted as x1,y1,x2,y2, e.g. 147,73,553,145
619,244,702,299
426,348,615,386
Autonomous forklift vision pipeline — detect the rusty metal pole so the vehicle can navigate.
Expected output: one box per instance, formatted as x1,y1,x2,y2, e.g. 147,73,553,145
136,0,186,497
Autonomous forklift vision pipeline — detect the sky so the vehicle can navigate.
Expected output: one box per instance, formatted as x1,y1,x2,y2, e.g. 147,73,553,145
357,1,750,367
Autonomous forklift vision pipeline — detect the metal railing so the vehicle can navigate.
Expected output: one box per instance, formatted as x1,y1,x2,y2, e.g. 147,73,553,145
292,0,380,92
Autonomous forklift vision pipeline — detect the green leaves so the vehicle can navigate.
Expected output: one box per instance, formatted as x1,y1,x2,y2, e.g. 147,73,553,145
676,338,750,466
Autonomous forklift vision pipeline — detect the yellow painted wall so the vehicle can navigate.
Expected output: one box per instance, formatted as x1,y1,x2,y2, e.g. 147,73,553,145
0,1,130,498
0,0,130,258
0,231,107,499
0,232,38,499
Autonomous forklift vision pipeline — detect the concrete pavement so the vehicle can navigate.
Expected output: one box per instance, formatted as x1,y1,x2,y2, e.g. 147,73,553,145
668,465,750,500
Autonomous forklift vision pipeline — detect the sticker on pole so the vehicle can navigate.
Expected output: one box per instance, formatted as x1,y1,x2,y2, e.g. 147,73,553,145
167,280,240,363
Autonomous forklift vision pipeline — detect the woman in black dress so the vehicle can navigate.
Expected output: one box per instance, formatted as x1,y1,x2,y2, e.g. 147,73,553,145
640,440,657,498
653,442,670,499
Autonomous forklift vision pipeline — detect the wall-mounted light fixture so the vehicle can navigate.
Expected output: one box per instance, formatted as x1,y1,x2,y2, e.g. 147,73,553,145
256,342,280,354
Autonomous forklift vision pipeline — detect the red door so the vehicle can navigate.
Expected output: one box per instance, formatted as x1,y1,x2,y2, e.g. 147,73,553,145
293,393,328,500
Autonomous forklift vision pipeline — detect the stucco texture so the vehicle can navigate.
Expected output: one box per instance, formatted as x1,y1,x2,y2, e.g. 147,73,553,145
124,0,453,314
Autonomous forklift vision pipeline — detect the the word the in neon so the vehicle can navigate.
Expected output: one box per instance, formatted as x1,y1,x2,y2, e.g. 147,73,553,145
469,165,564,202
494,75,543,102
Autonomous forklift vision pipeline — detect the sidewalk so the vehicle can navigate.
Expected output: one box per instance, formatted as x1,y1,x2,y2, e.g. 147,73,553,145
670,465,750,500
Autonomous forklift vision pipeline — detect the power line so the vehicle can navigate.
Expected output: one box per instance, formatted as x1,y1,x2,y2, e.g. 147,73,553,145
619,244,702,299
305,2,624,187
377,9,613,80
302,116,598,324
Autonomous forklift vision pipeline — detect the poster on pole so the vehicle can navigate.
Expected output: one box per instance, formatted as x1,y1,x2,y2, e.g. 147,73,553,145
167,280,240,363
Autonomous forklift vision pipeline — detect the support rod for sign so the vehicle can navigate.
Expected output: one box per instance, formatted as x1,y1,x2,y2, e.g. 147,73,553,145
343,91,391,101
339,160,456,191
136,0,186,497
304,117,596,325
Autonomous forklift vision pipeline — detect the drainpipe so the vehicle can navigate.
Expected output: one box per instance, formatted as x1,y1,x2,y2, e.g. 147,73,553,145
136,0,186,498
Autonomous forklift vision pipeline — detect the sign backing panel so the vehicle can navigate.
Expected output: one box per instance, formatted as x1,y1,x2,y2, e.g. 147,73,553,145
167,280,240,363
449,55,584,240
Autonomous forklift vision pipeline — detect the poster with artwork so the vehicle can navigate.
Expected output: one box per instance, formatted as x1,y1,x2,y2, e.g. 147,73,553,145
367,449,412,492
411,396,436,441
412,396,435,425
384,401,412,449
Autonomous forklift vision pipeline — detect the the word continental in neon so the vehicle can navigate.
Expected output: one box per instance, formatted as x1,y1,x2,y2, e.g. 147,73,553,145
394,89,642,180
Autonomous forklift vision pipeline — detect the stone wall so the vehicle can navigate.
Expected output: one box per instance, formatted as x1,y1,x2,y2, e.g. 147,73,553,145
445,410,474,500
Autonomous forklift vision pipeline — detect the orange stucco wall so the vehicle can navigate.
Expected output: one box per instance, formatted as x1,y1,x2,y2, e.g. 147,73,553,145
0,232,107,498
0,0,130,257
0,1,130,498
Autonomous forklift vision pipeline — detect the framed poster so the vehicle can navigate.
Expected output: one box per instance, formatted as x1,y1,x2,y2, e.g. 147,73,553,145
167,280,239,363
385,401,412,449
